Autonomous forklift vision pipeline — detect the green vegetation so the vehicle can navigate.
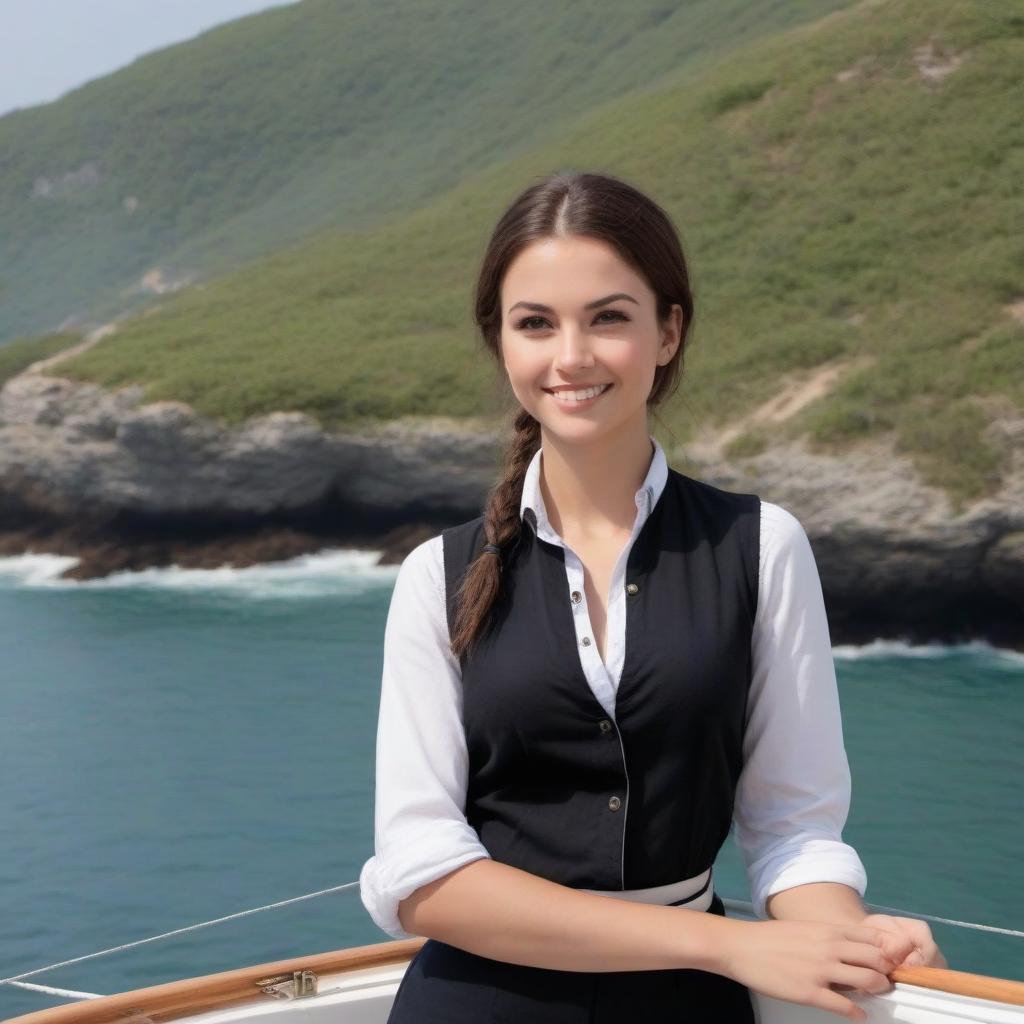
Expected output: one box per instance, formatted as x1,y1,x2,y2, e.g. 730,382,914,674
0,332,83,387
6,0,1023,507
0,0,854,342
724,431,770,461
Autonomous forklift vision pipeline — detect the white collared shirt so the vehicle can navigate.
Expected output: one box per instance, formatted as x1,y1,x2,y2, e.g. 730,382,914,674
359,435,867,939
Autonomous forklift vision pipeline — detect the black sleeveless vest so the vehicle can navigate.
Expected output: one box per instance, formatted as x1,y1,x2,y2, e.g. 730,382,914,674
442,467,761,892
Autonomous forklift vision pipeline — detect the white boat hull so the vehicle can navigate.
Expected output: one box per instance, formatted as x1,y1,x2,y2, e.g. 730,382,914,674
7,900,1023,1024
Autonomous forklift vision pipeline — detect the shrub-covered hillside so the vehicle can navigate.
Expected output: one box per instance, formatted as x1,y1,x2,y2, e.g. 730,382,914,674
13,0,1024,508
0,0,856,342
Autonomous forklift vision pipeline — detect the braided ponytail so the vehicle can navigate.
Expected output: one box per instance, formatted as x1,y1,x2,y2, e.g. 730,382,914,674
449,409,539,659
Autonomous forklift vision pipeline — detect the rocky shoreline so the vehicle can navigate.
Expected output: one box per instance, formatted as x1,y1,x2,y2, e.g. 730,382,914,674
0,514,437,578
2,371,1022,652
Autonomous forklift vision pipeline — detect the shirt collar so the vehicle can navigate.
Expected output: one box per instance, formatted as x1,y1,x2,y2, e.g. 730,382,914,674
519,435,669,543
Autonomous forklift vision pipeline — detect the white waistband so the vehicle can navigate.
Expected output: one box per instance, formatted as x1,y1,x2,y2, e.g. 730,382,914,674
577,866,714,912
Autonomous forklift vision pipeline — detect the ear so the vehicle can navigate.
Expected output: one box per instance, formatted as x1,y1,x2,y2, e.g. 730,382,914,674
658,304,684,365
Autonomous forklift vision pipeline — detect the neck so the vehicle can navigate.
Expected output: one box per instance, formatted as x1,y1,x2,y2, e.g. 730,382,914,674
538,422,655,540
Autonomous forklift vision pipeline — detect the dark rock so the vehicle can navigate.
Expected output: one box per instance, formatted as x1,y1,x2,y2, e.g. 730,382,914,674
1,371,1021,651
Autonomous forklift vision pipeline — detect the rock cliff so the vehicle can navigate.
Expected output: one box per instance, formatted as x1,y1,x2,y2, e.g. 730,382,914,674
1,371,1021,651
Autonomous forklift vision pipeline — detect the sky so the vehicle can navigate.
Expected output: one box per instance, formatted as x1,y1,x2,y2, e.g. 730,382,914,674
0,0,302,118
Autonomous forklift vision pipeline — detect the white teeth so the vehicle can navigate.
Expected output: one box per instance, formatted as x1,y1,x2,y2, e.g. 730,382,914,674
547,384,611,403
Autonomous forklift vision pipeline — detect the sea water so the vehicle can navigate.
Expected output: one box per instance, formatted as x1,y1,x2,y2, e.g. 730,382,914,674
0,549,1020,1018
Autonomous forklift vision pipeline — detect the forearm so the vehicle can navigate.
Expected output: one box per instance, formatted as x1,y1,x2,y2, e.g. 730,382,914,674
398,858,740,973
765,881,868,925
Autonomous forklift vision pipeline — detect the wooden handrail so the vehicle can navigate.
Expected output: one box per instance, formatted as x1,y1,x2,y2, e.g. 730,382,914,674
4,939,1023,1023
889,964,1024,1006
3,939,426,1024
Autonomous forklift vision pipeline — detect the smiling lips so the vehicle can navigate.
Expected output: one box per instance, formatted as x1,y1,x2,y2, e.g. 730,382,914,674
543,383,613,405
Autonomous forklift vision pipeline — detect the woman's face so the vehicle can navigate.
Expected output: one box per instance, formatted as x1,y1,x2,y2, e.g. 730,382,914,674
499,235,682,444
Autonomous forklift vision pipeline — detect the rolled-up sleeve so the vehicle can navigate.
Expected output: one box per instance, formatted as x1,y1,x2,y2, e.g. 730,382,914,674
358,535,492,939
732,501,868,920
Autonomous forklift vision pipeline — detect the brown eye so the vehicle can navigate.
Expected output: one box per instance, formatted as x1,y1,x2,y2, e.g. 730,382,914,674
515,315,549,330
514,310,629,331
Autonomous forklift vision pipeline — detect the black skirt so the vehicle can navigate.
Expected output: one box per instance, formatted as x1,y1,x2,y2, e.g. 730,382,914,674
385,892,756,1023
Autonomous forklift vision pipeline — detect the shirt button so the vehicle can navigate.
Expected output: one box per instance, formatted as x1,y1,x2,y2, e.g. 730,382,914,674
626,582,639,595
571,590,582,603
598,719,612,733
608,796,622,811
581,636,591,646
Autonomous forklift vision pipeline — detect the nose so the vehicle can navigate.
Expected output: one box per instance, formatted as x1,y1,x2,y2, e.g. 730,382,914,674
552,325,596,372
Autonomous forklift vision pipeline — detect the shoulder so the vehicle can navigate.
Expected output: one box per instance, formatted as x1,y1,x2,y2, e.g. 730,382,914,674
666,465,762,553
439,513,488,579
394,533,446,604
666,467,759,513
759,500,808,555
758,500,814,569
387,534,458,649
755,501,825,623
666,468,762,555
660,479,815,613
440,513,487,545
399,512,486,604
666,469,763,614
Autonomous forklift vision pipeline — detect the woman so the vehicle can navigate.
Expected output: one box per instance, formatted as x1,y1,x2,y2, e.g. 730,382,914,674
359,171,945,1022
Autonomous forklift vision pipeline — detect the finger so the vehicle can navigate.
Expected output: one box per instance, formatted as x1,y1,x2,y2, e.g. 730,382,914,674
885,920,942,968
903,919,946,957
852,926,915,964
906,944,948,969
838,941,897,976
904,919,935,946
845,923,908,954
916,929,944,967
881,933,918,964
831,964,894,995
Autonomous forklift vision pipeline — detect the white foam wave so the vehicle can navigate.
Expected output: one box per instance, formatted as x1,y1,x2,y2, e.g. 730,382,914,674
0,547,399,598
833,637,1024,668
0,552,82,585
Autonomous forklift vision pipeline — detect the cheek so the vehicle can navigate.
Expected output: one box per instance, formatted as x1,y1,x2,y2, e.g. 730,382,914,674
618,334,663,380
604,349,647,386
502,353,539,406
503,345,545,386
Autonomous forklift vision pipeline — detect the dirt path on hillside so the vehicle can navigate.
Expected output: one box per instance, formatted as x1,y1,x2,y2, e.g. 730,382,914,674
21,322,119,375
686,354,874,461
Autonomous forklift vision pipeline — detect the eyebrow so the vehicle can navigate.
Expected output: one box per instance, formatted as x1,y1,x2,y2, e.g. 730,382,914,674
507,292,640,316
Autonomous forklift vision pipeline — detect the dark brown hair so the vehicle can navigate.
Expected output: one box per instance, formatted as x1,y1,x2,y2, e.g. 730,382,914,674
450,171,694,660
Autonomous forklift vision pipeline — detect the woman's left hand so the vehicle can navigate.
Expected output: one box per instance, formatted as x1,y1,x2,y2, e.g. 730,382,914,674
859,913,948,969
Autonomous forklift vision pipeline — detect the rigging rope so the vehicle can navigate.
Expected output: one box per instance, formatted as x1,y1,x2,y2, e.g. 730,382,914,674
4,881,1020,1003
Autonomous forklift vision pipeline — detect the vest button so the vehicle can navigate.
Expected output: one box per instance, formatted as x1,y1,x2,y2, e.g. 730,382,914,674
571,590,582,603
598,718,612,733
608,795,622,811
581,636,591,646
626,582,639,595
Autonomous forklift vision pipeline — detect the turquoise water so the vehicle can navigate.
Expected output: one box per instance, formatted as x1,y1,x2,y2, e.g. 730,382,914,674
1,550,1021,1018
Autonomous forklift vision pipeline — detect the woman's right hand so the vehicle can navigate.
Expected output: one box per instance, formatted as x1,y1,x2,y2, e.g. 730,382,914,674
713,918,906,1021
